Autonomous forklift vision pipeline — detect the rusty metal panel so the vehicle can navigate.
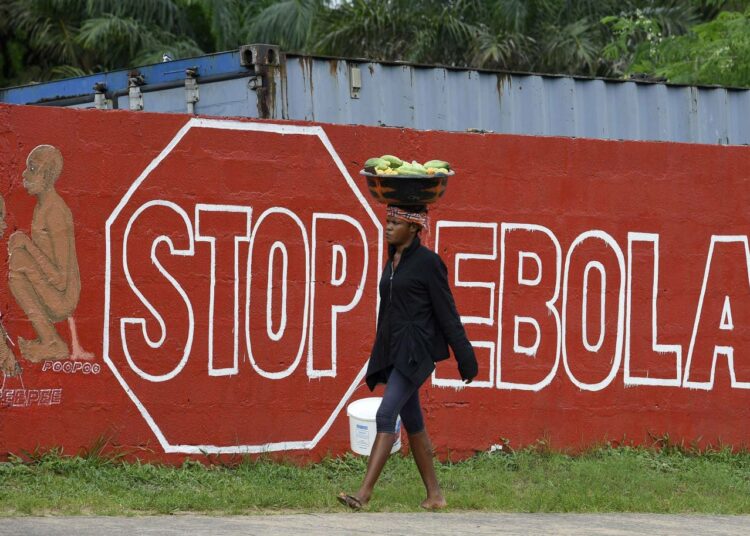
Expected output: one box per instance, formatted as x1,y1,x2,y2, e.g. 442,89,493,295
2,50,749,145
279,55,749,145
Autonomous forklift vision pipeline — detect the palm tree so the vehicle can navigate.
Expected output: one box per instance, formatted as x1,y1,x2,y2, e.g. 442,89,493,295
471,0,698,76
247,0,324,51
0,1,22,85
190,0,278,51
309,0,481,65
243,0,702,77
1,0,743,87
5,0,204,83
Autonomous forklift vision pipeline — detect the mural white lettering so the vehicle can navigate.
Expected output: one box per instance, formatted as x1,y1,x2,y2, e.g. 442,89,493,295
1,388,62,407
624,233,681,387
41,360,101,374
683,236,750,390
118,203,370,384
115,213,750,395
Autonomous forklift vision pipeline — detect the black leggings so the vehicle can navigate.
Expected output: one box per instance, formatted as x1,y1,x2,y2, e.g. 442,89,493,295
375,367,425,434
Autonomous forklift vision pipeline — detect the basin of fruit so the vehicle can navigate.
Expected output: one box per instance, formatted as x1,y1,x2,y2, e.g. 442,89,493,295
360,155,453,205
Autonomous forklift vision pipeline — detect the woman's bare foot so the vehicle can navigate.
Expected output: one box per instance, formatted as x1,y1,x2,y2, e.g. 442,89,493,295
337,492,367,510
420,495,447,510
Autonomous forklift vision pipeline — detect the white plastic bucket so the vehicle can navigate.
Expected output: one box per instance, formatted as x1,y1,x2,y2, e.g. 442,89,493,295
347,397,401,455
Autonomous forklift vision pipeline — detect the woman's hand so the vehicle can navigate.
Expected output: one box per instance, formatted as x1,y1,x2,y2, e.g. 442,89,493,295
457,357,478,384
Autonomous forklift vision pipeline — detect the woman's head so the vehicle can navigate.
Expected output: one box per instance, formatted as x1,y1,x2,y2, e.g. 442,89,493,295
385,204,428,247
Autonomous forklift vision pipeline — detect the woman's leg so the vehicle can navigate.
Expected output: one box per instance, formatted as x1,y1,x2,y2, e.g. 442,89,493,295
408,430,446,509
399,388,447,509
339,369,420,508
346,431,396,507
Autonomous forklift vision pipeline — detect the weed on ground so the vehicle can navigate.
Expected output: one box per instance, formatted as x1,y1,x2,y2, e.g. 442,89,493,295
2,443,750,515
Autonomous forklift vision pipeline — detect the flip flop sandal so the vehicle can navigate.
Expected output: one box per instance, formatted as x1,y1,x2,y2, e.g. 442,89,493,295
337,492,363,510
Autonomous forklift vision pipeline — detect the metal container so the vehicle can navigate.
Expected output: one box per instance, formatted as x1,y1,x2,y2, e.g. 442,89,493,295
360,170,452,205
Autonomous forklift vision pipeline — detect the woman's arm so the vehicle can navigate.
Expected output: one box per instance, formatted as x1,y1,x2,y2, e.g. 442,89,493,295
427,255,478,382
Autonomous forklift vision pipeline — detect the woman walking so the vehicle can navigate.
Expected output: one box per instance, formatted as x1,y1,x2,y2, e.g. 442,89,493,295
338,204,478,510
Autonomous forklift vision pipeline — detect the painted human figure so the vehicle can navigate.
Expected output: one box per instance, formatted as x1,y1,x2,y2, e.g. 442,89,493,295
7,145,93,362
0,195,22,376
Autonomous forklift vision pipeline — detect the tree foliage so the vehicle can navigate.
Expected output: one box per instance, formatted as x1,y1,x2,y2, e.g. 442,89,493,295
1,0,202,83
629,7,750,86
1,0,750,88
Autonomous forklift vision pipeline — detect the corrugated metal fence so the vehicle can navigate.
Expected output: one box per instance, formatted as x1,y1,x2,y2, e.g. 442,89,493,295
2,46,748,145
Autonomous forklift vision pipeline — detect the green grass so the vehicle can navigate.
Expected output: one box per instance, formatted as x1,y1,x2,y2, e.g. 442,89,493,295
2,443,750,515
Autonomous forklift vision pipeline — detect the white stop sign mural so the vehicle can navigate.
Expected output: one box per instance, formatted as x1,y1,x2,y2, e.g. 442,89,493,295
104,118,382,453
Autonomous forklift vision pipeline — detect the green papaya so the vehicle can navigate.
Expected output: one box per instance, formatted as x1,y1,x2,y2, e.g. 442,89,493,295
423,159,451,170
365,157,390,170
410,160,427,173
395,163,426,176
381,155,404,168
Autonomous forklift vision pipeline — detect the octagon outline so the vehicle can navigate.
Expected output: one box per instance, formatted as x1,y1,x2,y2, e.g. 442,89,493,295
103,117,383,453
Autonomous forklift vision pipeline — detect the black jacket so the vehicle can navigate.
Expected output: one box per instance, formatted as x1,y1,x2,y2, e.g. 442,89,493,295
366,236,478,390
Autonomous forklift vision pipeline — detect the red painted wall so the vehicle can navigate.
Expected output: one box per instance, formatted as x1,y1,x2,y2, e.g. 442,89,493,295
1,103,749,462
